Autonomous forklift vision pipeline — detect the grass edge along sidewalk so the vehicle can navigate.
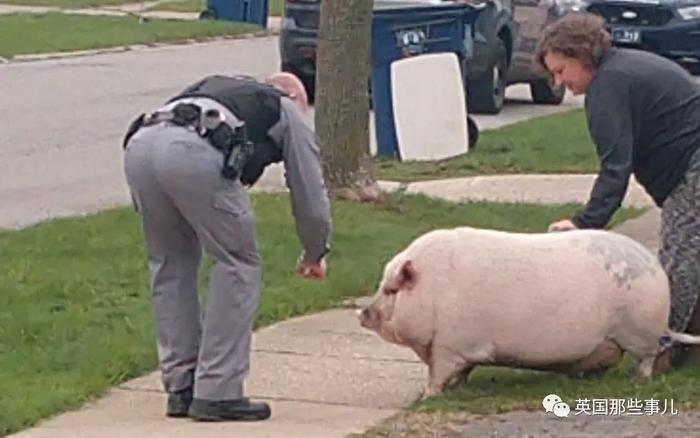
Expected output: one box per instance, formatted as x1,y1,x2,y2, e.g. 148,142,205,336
0,192,641,436
0,12,261,59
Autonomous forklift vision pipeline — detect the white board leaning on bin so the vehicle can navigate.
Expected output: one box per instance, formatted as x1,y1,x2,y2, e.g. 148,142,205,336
390,52,470,161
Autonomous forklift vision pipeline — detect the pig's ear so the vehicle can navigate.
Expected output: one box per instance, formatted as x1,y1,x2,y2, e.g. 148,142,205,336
398,260,417,291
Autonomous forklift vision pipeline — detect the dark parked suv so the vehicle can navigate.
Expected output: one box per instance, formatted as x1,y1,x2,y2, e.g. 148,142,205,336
279,0,567,114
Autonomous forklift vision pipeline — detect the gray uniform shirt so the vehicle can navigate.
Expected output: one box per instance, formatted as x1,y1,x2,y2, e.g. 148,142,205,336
268,97,331,263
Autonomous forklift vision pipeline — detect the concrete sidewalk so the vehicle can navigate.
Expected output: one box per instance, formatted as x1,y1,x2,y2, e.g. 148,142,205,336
377,173,655,209
7,175,662,438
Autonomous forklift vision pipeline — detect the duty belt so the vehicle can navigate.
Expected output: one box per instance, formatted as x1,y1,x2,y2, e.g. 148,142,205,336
124,103,254,181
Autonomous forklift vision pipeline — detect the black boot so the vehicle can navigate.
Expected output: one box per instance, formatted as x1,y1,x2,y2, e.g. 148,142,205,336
166,386,194,418
188,397,271,421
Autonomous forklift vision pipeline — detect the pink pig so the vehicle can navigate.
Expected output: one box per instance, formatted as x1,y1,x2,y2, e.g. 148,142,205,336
358,226,700,396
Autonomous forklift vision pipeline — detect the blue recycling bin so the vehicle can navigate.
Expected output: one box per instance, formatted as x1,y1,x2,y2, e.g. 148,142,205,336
203,0,268,27
370,3,480,158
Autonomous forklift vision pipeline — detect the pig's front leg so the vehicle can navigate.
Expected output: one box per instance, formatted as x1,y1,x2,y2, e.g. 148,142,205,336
411,344,431,365
423,346,474,398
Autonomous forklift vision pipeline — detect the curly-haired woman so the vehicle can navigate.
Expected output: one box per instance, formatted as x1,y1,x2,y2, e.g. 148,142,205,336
535,12,700,374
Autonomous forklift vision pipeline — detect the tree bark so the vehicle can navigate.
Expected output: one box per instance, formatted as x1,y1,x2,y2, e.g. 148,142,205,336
315,0,383,202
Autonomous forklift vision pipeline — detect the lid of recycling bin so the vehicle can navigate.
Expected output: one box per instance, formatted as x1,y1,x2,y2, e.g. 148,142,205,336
391,52,469,161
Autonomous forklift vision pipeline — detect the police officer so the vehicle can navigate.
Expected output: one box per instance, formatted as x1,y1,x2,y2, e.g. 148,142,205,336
122,72,331,421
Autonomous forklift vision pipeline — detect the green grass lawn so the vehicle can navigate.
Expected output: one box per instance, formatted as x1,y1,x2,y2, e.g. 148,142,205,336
0,12,259,58
149,0,204,13
0,0,284,14
0,0,133,8
151,0,284,16
357,353,700,436
374,109,599,182
0,192,639,436
414,356,700,414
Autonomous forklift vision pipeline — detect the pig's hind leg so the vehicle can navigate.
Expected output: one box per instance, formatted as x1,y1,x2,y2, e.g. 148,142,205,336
610,313,668,378
611,330,662,378
637,353,659,378
623,334,669,378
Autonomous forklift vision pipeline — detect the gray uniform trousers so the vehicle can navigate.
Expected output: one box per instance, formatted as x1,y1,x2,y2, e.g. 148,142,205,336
658,147,700,359
124,122,261,401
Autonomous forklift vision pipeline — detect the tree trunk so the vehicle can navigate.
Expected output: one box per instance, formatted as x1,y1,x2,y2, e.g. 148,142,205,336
315,0,383,202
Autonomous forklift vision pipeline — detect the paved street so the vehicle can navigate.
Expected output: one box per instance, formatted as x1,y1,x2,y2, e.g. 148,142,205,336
0,36,582,229
0,37,278,230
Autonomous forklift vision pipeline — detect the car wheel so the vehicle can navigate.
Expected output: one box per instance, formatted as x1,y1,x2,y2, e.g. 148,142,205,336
467,40,507,115
530,79,565,105
467,115,479,150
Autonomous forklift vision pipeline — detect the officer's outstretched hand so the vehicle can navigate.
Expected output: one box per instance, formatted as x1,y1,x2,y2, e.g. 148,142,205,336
296,258,327,281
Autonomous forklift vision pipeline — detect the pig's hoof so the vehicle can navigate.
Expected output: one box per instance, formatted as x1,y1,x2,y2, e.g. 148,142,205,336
421,384,443,400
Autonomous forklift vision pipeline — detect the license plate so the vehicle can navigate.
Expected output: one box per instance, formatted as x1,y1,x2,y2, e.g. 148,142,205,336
611,28,641,43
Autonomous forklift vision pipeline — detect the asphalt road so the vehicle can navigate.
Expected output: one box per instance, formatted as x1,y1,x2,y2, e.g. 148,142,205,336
0,36,583,230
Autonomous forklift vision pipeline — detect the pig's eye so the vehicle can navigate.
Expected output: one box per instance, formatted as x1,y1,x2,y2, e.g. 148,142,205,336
383,287,399,295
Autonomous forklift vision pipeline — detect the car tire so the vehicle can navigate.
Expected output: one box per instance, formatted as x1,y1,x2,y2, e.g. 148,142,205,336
530,79,565,105
467,39,508,115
